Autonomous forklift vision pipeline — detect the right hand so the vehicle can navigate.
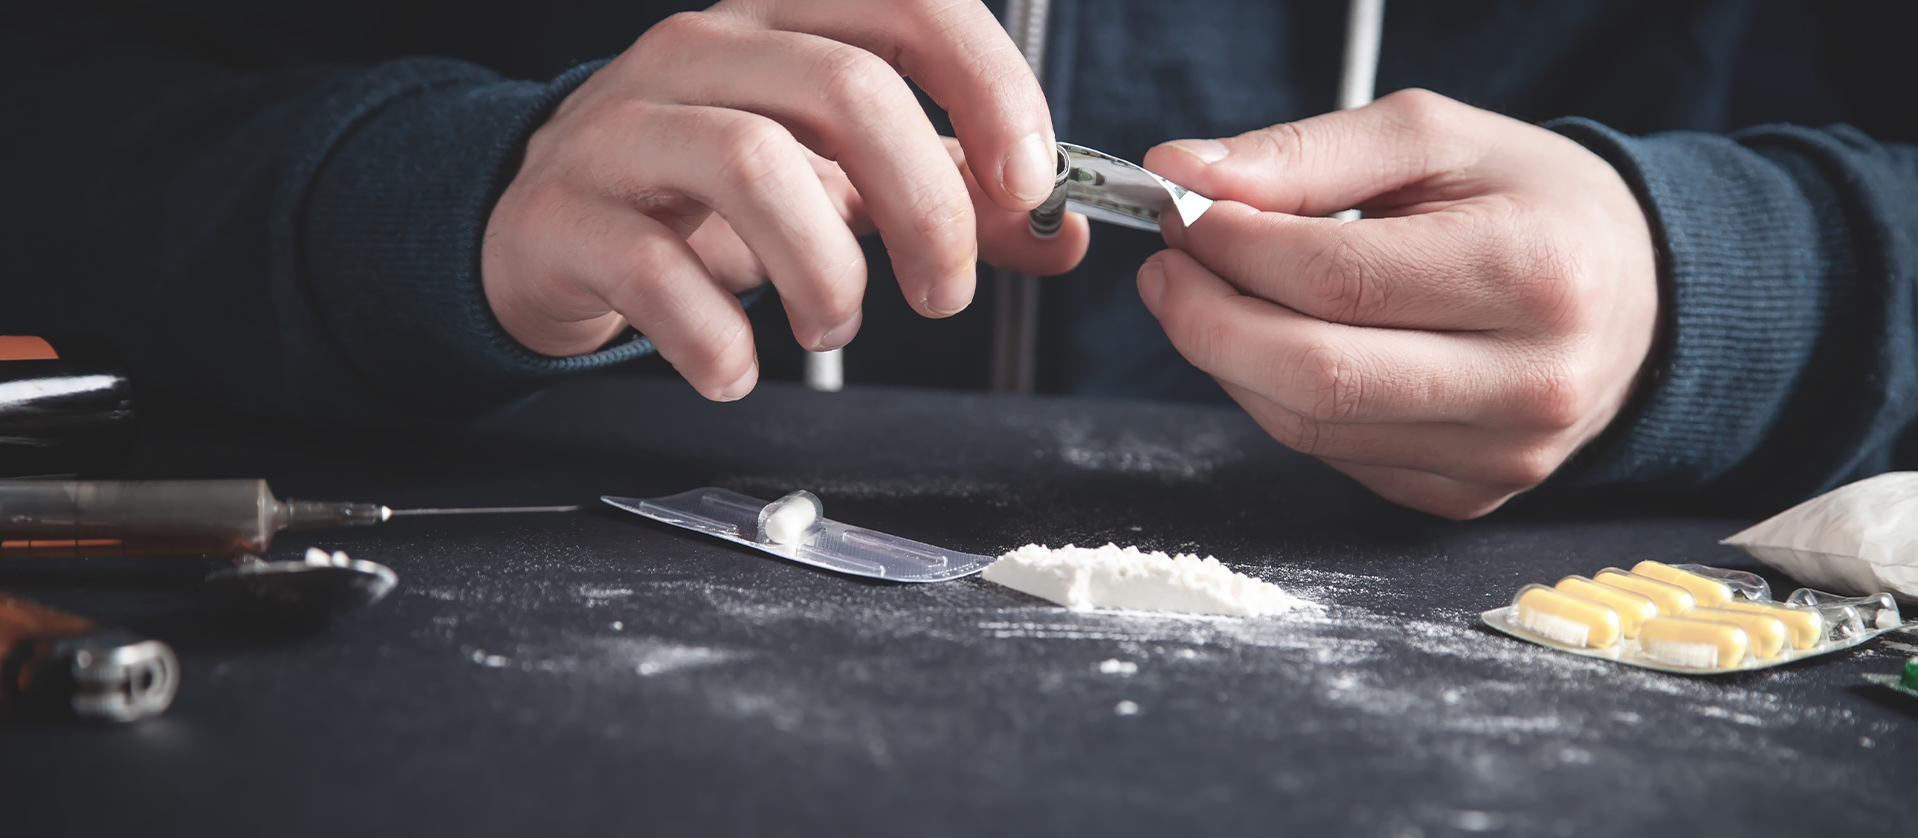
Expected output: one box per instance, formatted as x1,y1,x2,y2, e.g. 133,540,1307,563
481,0,1090,401
1138,91,1659,519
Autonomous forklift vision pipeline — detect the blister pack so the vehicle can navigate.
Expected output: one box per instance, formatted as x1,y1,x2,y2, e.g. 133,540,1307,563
1482,560,1912,674
602,488,992,583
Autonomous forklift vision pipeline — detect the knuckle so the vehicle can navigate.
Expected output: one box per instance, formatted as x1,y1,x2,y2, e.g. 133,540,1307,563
1431,492,1505,521
611,237,685,317
1379,88,1451,132
1374,478,1510,522
1375,89,1464,159
499,178,569,234
1246,121,1307,160
811,275,865,325
1483,444,1564,488
1511,358,1589,431
1179,306,1236,372
1303,235,1384,324
705,324,755,374
813,43,901,110
904,188,971,245
1162,293,1238,375
1225,121,1312,181
1272,414,1330,458
891,0,968,37
642,11,719,50
675,309,752,374
1288,343,1366,424
713,118,795,194
1492,216,1583,326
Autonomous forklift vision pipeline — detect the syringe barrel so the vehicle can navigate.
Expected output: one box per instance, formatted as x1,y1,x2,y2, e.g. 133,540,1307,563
0,479,278,557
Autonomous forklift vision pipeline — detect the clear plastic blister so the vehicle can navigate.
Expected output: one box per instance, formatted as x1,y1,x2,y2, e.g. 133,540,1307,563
602,488,993,583
1482,560,1913,674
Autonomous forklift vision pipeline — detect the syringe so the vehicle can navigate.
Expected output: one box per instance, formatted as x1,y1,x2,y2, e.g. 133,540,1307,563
0,479,577,557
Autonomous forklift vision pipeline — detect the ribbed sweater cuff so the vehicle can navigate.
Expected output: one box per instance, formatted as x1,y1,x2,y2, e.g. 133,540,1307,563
1545,118,1838,492
302,57,645,421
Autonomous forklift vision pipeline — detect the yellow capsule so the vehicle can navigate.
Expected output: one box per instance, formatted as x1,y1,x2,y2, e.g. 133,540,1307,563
1688,607,1789,659
1594,569,1697,616
1718,600,1825,650
1638,616,1750,669
1514,584,1621,649
1630,560,1733,607
1555,575,1657,639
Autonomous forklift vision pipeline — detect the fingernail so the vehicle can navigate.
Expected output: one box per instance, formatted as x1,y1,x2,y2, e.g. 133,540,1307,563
716,364,757,402
1002,132,1056,205
926,266,975,316
927,287,971,316
1137,258,1167,311
816,309,862,351
1166,139,1229,164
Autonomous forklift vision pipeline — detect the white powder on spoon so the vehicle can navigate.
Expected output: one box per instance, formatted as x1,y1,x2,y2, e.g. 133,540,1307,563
982,543,1316,617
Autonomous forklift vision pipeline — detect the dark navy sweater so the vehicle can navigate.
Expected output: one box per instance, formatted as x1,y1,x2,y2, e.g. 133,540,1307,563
0,0,1913,511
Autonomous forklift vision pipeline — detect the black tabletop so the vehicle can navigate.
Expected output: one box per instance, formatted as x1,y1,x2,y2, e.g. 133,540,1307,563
5,376,1914,837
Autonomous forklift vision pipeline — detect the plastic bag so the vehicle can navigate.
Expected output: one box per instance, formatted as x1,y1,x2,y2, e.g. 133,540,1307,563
1721,472,1918,602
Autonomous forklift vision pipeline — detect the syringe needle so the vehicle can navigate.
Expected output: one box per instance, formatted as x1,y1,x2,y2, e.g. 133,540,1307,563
384,505,581,517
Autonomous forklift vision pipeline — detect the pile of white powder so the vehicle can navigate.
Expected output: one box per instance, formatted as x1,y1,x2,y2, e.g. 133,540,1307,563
981,543,1317,617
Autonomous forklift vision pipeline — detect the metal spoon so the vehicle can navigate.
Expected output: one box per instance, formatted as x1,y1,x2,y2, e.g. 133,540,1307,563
204,548,397,620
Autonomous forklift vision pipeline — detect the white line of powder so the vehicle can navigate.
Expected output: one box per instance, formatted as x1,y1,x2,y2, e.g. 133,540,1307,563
982,543,1319,617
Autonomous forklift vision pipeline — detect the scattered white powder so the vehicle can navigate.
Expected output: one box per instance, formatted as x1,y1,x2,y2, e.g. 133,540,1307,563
982,543,1317,617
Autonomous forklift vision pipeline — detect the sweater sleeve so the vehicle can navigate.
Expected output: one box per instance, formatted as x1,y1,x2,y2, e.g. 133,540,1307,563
1545,119,1918,511
0,6,646,427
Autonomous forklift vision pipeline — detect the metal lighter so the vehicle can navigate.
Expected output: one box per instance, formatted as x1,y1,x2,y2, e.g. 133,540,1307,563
0,590,178,722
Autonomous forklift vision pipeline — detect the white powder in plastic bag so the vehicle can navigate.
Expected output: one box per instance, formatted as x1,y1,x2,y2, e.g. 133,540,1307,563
1721,471,1918,601
981,543,1317,616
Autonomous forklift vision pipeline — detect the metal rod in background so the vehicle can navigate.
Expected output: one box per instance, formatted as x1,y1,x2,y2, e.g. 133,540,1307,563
1333,0,1386,223
1003,0,1051,76
989,270,1041,393
989,0,1054,395
1337,0,1385,111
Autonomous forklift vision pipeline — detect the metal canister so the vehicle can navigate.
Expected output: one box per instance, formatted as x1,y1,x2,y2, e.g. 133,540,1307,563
1027,144,1073,239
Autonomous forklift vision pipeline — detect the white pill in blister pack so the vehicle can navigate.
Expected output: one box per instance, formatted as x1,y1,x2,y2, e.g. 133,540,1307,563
603,488,993,583
1484,561,1910,674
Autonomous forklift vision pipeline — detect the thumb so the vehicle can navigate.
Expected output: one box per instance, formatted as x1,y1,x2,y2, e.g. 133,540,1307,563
1142,89,1497,217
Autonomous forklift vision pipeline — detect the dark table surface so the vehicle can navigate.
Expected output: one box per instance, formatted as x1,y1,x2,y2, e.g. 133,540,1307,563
5,376,1914,837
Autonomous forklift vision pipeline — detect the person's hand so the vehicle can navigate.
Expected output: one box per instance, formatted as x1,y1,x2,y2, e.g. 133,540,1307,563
482,0,1089,401
1139,89,1659,519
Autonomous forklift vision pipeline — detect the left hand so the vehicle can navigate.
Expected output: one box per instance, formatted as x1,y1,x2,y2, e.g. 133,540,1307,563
1139,89,1659,519
481,0,1087,402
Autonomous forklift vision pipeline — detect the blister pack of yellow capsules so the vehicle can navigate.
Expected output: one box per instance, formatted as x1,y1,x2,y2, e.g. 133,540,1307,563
1482,560,1913,674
